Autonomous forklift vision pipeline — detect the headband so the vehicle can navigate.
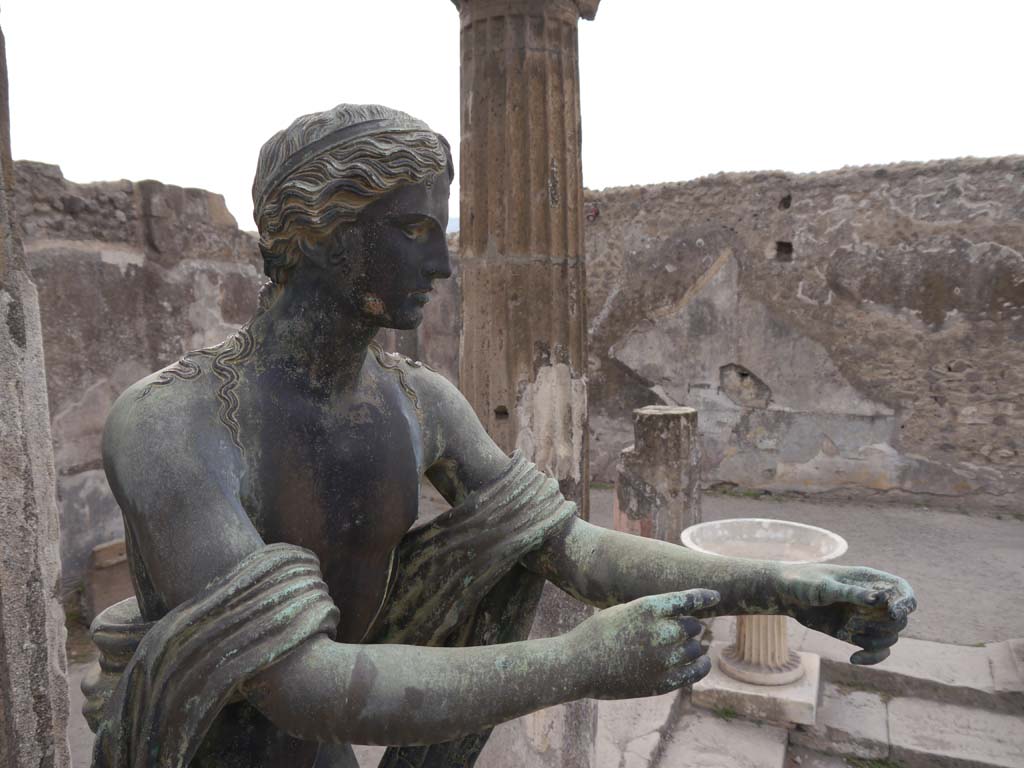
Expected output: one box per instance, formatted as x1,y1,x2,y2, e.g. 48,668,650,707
253,116,430,212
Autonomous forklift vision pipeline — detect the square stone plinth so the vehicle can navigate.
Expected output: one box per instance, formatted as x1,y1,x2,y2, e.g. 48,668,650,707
692,647,821,726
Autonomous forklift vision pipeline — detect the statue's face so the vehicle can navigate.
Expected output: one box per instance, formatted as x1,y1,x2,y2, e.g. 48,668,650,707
346,170,452,330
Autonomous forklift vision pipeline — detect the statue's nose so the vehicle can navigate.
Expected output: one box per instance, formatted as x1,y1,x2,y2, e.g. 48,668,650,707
425,240,453,280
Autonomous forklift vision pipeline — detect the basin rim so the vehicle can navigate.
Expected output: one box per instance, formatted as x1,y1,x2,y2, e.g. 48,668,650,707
680,517,849,564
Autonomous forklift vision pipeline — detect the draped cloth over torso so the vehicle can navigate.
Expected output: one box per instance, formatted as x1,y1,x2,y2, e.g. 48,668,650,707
84,452,576,768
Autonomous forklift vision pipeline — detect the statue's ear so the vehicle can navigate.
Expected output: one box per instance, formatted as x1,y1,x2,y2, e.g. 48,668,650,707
330,225,364,267
300,225,362,269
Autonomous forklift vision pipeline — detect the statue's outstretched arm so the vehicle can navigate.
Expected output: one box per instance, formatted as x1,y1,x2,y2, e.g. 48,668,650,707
247,588,716,745
528,508,915,665
412,369,916,667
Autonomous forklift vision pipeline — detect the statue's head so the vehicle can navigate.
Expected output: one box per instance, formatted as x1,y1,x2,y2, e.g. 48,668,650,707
252,104,454,329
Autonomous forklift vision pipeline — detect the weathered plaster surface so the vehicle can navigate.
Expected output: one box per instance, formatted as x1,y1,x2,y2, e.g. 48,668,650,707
516,362,588,485
585,157,1024,509
14,161,265,588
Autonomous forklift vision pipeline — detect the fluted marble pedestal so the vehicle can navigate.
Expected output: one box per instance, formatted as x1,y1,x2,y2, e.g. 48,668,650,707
720,614,805,685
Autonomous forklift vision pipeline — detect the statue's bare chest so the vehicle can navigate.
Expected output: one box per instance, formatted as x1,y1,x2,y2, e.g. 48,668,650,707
238,378,423,640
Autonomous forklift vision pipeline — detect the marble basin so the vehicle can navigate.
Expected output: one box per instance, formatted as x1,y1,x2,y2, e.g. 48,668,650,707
680,518,847,564
682,518,848,686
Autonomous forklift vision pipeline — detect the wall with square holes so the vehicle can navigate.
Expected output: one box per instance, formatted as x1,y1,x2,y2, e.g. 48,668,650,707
583,157,1024,511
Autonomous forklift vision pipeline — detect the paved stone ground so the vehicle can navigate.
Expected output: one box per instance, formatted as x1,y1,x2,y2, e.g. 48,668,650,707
66,488,1024,765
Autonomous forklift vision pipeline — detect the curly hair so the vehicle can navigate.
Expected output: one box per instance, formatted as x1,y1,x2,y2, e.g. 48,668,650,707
252,104,453,297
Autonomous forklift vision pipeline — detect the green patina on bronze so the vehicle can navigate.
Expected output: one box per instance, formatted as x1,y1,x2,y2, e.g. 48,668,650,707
87,103,916,767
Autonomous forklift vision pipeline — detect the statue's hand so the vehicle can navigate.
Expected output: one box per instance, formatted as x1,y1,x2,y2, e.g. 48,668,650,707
778,563,917,665
569,589,720,699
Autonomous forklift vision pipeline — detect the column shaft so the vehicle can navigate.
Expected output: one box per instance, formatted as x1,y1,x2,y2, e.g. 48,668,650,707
457,0,589,513
0,25,72,768
615,406,703,543
454,2,599,766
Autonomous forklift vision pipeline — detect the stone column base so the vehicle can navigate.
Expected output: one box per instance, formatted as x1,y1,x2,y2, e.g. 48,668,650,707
693,645,821,727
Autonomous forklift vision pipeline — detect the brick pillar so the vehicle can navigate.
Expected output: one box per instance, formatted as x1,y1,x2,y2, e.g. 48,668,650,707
615,406,703,543
452,1,599,766
0,26,72,768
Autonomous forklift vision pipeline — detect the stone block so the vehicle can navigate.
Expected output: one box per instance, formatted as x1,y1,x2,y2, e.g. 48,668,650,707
801,631,1023,712
595,690,679,767
789,683,888,759
888,696,1024,768
692,646,820,726
660,707,788,768
784,746,852,768
478,586,597,768
67,661,97,767
598,728,660,768
84,538,134,621
987,638,1024,694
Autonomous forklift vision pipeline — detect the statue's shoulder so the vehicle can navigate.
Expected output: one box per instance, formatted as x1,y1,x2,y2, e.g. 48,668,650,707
366,343,463,414
103,335,251,487
117,327,255,437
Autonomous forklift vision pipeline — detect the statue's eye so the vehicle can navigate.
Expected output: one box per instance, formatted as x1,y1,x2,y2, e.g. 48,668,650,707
400,220,431,242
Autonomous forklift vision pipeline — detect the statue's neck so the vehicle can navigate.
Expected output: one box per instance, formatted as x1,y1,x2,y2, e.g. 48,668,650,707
249,282,376,396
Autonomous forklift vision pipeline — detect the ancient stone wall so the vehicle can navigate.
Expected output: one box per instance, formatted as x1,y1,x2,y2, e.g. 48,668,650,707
17,155,1024,592
14,161,265,590
15,161,464,591
585,157,1024,511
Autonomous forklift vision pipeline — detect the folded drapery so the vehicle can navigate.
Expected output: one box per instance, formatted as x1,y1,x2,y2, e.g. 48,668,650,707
85,544,340,768
85,452,576,768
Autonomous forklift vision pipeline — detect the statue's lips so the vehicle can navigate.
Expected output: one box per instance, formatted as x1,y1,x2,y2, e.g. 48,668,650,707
410,290,432,305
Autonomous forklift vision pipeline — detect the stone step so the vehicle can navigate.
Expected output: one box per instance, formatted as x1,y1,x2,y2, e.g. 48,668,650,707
790,683,889,760
784,745,852,768
806,632,1024,716
709,617,1024,715
789,683,1024,768
596,691,788,768
888,696,1024,768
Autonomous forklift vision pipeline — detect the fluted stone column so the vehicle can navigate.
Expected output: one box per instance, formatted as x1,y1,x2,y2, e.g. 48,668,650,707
455,0,596,511
0,26,72,768
451,1,599,766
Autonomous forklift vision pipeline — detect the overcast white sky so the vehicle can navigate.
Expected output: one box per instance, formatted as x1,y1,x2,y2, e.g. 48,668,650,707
4,1,1022,230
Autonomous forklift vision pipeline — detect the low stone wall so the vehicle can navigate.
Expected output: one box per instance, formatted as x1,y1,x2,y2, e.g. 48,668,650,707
15,161,265,590
585,157,1024,511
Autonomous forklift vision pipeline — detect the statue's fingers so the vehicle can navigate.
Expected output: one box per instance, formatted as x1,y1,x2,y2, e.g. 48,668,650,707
659,589,720,617
680,617,703,638
851,647,891,665
846,613,908,636
793,577,860,607
886,590,918,622
832,582,882,608
666,654,712,687
652,619,685,646
848,631,900,652
667,638,704,667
